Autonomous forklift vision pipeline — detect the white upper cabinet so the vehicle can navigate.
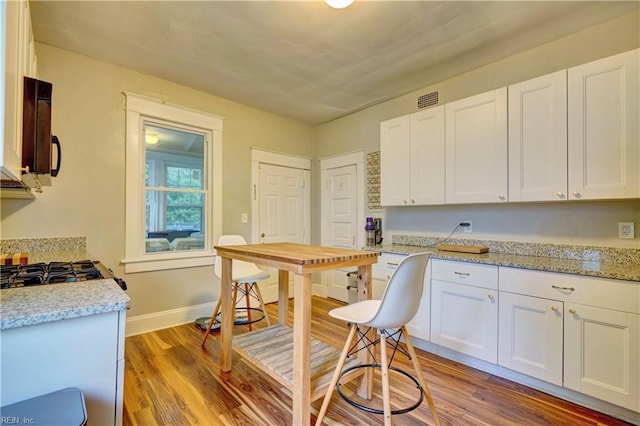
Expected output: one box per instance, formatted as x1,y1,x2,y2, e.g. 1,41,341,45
2,0,37,180
380,106,445,206
445,88,508,204
508,71,568,202
568,48,639,200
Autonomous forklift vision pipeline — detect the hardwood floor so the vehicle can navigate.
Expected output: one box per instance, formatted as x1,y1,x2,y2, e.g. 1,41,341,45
123,296,631,425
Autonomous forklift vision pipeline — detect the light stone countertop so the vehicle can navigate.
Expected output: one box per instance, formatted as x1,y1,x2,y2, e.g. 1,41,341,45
0,279,130,330
368,244,640,282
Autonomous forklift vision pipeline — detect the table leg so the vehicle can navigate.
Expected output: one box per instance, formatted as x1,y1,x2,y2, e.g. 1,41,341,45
292,272,311,425
357,264,374,399
220,257,234,372
278,269,289,325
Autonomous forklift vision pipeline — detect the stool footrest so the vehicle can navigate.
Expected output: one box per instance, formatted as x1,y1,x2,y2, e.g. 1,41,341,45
337,363,424,415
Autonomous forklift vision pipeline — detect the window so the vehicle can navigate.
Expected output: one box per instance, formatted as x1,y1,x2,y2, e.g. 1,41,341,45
124,93,222,273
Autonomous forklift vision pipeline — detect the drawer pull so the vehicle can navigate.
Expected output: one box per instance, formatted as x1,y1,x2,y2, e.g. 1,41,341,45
387,262,399,267
568,308,577,314
454,271,470,277
552,285,575,291
551,306,559,312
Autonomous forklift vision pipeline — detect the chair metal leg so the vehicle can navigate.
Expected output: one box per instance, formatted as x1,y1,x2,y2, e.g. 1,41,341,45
244,283,253,331
401,326,442,426
379,330,392,426
315,324,357,426
253,282,272,326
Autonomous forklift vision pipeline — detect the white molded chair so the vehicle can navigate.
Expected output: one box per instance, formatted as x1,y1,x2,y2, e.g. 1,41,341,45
201,235,272,347
315,252,441,426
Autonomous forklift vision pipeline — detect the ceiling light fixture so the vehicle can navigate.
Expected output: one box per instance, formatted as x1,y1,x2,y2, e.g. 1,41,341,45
145,134,159,145
325,0,354,9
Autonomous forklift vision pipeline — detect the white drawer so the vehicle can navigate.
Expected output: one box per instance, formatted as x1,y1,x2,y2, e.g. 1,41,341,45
372,253,406,281
499,267,640,314
431,259,498,290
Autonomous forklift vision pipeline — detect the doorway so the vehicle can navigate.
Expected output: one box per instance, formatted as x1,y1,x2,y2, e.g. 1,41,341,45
251,149,311,302
320,151,365,302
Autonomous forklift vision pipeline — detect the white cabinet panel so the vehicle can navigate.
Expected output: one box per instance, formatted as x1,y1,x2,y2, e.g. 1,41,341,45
2,0,37,180
1,311,125,425
445,88,508,204
568,48,639,200
564,304,639,411
380,115,410,206
508,70,568,202
498,292,563,385
380,107,444,206
431,280,498,363
409,107,445,205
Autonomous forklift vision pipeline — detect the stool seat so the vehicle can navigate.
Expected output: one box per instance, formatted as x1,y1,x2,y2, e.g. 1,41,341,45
1,388,87,426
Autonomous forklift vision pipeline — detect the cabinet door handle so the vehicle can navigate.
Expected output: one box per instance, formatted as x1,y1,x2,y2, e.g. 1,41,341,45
454,271,470,277
552,285,575,291
551,306,559,312
403,199,408,205
572,191,582,199
555,192,565,199
411,198,415,204
498,195,506,201
568,308,577,314
487,293,494,300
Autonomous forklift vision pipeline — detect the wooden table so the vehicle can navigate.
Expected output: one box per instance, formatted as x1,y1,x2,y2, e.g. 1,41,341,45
214,242,379,425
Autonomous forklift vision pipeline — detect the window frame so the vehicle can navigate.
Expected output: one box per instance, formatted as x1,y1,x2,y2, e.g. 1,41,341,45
123,93,222,273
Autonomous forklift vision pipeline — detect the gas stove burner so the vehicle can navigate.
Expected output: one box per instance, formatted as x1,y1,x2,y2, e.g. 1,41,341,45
1,260,109,289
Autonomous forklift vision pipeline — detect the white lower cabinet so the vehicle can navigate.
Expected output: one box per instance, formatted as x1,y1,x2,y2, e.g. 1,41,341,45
498,292,563,385
499,267,640,412
564,304,639,412
372,252,431,341
431,260,498,363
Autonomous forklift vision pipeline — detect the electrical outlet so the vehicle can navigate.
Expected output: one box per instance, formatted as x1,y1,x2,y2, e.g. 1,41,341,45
618,222,635,239
463,220,472,233
241,213,248,224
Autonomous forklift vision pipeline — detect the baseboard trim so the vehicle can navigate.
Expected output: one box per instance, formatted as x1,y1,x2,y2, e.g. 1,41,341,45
126,301,216,337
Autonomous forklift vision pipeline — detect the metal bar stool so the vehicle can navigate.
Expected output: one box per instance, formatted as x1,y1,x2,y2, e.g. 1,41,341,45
315,252,441,426
201,235,271,347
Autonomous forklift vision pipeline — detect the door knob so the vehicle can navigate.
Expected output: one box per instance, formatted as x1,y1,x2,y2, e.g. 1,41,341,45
261,233,265,238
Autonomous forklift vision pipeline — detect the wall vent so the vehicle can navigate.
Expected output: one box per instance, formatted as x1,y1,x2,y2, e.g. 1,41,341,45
417,91,439,109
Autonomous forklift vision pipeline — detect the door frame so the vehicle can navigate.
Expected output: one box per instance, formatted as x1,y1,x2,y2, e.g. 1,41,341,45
320,150,366,250
251,148,311,244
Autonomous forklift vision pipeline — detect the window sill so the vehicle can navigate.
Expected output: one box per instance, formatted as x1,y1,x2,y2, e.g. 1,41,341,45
121,251,215,273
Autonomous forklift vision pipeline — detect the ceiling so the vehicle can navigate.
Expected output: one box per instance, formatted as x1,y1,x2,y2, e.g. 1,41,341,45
30,1,638,125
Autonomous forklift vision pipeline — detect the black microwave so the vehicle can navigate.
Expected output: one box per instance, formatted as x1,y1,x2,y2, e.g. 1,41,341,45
22,76,61,184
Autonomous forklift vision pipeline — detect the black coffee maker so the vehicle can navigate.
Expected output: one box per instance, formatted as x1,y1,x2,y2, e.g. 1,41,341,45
373,218,383,245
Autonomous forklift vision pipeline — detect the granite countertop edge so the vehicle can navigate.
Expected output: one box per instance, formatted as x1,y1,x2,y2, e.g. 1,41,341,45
1,279,130,330
368,244,640,282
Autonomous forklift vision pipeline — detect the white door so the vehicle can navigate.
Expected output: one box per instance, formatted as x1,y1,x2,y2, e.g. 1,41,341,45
564,304,639,411
431,280,498,363
498,292,563,385
324,164,358,302
445,88,508,204
568,49,639,200
508,70,568,202
380,115,411,206
257,163,310,302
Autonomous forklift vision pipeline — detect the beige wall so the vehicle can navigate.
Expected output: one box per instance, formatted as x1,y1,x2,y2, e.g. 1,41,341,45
1,10,639,321
0,44,314,317
313,10,640,249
